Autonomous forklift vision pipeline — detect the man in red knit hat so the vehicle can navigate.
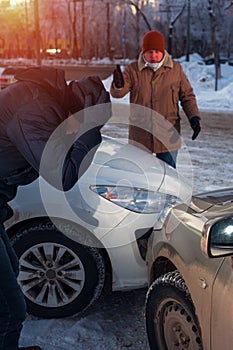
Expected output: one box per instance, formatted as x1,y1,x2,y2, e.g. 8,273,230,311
110,30,201,168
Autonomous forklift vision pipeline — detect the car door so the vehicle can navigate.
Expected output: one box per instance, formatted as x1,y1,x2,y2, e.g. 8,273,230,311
211,257,233,350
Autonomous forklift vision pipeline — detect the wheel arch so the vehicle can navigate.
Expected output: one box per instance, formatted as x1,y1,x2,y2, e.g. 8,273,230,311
149,242,190,287
150,256,177,284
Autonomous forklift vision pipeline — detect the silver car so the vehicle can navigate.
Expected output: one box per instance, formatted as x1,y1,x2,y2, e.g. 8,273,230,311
145,188,233,350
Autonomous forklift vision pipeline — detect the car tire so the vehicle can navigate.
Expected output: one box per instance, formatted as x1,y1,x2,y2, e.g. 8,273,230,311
145,271,203,350
11,219,106,318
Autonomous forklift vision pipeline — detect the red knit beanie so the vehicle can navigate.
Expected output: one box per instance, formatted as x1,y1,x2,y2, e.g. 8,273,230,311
142,30,165,54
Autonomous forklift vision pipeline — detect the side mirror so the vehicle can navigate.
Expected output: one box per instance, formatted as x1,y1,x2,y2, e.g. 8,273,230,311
201,215,233,258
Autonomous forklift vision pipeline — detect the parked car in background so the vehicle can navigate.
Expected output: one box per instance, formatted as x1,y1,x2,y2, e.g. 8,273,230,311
5,136,191,319
145,188,233,350
0,66,29,89
41,48,70,59
203,55,228,65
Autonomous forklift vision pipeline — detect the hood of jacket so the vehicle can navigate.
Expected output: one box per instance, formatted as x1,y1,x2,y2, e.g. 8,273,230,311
138,50,173,71
15,66,67,104
68,76,110,109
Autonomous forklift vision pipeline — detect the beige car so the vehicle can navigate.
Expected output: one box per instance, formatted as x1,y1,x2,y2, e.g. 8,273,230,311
145,187,233,350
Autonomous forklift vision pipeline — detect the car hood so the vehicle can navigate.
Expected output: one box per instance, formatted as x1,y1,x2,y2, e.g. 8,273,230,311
191,188,233,214
82,136,192,202
83,136,166,191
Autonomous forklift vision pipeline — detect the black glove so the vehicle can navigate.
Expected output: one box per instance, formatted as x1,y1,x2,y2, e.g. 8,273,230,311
113,64,124,89
190,116,201,140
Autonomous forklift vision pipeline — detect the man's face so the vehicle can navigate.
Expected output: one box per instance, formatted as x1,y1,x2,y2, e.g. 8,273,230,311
144,50,164,63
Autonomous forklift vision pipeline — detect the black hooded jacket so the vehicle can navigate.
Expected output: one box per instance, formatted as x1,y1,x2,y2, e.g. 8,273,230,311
0,67,111,222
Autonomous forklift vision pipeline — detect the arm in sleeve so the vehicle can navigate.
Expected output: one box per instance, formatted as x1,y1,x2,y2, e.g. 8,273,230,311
110,66,132,98
179,64,201,121
6,105,102,191
62,127,102,191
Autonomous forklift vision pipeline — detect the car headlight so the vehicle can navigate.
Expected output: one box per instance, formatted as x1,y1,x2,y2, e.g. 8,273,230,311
90,185,176,214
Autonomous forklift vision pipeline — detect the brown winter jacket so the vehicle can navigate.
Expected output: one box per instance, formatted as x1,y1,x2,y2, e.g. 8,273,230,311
110,51,200,153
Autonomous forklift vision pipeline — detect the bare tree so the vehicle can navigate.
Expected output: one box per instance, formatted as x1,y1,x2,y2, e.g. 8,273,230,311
224,1,233,58
68,0,79,59
127,0,152,31
167,2,186,55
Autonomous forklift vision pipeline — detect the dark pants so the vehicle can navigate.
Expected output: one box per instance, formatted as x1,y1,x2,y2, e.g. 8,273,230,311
156,150,178,168
0,224,26,350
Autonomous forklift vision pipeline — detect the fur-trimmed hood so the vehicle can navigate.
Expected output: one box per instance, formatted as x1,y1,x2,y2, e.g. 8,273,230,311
137,50,173,71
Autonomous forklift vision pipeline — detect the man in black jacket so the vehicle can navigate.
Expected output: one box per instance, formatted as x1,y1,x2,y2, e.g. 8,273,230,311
0,66,111,350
